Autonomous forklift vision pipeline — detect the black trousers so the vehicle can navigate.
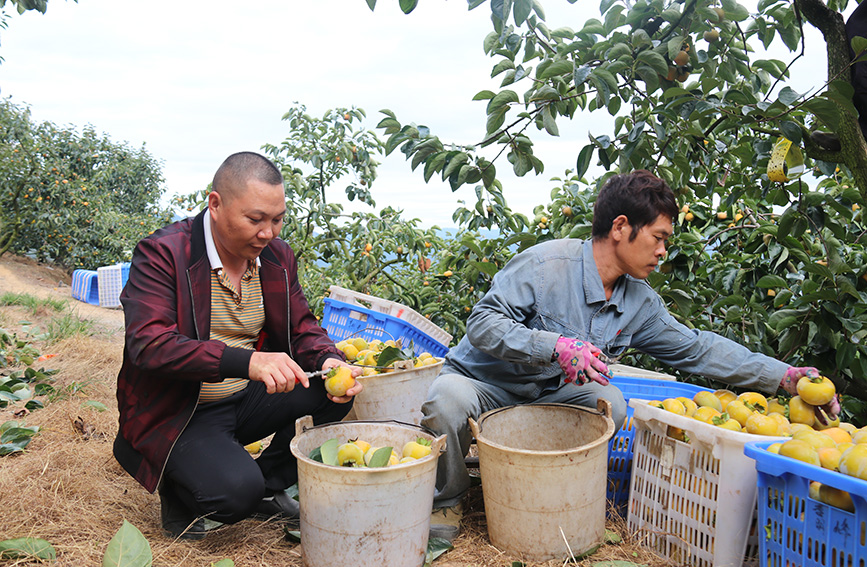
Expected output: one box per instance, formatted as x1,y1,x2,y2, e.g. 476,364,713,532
162,377,351,524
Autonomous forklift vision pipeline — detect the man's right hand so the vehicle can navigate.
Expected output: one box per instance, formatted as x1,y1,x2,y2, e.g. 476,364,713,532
553,337,612,386
780,366,841,425
249,352,308,394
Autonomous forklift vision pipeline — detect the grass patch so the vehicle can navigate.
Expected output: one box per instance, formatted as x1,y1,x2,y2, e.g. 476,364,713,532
0,292,67,314
44,311,94,343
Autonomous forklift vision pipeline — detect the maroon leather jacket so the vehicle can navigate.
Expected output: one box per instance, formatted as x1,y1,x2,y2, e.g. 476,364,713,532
113,210,342,493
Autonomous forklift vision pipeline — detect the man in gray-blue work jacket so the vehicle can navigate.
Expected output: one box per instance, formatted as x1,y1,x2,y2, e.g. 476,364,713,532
423,169,838,543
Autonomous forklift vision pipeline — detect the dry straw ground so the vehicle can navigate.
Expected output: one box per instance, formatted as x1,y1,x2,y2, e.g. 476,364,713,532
0,254,677,567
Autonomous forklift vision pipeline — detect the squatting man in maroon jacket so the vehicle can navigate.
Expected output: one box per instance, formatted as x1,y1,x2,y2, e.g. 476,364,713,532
113,151,362,540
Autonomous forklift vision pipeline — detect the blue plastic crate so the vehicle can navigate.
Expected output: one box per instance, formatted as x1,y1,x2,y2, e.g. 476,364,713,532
322,297,449,358
745,440,867,567
607,375,711,507
71,269,99,305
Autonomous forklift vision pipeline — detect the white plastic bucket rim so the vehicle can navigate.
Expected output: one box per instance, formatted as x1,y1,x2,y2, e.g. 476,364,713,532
470,399,615,456
291,416,446,472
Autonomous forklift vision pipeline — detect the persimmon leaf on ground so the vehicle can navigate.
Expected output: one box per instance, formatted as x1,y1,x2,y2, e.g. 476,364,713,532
604,529,623,544
102,520,152,567
211,559,234,567
84,400,108,411
424,537,453,565
283,527,301,543
573,543,602,560
0,537,56,561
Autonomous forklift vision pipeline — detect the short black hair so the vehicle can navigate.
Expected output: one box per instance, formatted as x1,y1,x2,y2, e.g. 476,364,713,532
592,170,679,241
212,152,284,201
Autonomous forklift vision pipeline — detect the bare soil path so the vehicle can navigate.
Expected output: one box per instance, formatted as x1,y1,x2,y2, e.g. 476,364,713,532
0,254,125,336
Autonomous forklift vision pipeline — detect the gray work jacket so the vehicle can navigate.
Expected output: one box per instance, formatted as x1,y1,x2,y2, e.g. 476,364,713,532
443,238,787,399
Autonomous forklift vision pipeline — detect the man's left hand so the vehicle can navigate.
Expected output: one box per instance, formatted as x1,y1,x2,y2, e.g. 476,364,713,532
321,358,363,403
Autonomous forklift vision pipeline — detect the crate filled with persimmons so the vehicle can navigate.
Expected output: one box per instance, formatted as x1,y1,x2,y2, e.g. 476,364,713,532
626,375,855,567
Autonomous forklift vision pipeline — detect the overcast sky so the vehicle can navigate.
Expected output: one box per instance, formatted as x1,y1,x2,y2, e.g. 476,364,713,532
0,0,841,227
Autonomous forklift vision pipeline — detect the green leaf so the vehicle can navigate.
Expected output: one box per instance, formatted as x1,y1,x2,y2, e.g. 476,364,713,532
852,35,867,58
472,90,496,101
573,542,602,559
756,275,787,288
542,106,559,136
491,59,515,78
513,0,532,25
574,65,592,88
423,152,448,182
425,537,454,566
486,107,507,134
319,438,339,466
442,152,469,180
399,0,418,13
778,120,802,144
377,345,411,367
604,529,623,544
539,60,573,80
283,528,301,543
102,520,152,567
607,43,632,60
1,426,39,445
777,86,801,105
368,446,393,468
803,97,841,130
0,538,56,561
365,0,376,9
503,232,537,248
636,50,669,76
470,260,500,277
768,309,802,329
83,400,108,412
575,144,594,178
211,560,235,567
487,90,519,114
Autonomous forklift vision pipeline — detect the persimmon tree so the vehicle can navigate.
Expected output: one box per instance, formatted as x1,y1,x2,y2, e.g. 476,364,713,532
0,98,170,269
364,0,867,421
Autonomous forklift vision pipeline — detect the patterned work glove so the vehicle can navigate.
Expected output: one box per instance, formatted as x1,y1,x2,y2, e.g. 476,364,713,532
552,337,613,386
780,366,841,425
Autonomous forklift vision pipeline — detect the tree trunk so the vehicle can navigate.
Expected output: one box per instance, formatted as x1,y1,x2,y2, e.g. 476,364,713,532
797,0,867,198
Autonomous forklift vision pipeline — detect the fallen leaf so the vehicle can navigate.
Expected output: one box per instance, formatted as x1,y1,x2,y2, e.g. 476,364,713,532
71,416,103,440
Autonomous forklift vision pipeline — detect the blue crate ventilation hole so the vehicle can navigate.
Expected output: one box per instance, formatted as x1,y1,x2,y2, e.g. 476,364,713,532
606,375,711,507
71,269,100,305
322,298,449,358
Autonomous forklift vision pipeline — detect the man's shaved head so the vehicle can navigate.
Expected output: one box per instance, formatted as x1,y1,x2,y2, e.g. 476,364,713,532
212,152,284,202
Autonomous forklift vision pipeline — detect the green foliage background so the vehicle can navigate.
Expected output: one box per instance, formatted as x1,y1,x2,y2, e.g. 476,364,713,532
0,99,172,269
2,0,867,423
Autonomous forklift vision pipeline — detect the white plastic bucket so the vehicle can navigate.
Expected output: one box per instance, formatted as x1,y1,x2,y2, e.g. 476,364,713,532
290,416,446,567
352,359,443,425
468,400,615,561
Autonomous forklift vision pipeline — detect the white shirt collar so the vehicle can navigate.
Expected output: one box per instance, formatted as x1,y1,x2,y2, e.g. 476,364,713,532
203,210,260,271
